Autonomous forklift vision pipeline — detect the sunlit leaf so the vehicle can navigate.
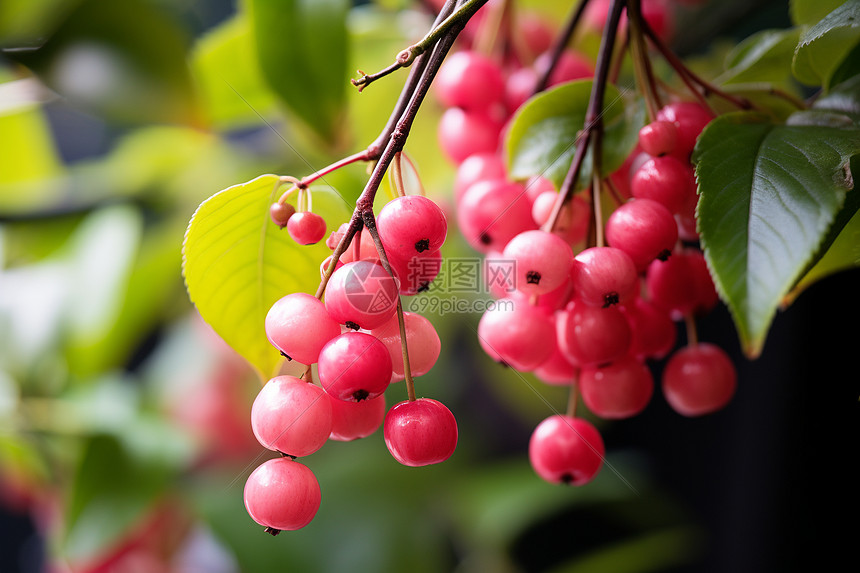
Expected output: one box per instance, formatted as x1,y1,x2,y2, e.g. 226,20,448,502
182,174,351,380
693,112,860,357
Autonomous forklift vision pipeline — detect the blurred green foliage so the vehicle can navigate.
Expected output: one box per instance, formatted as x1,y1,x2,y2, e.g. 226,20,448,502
2,0,826,571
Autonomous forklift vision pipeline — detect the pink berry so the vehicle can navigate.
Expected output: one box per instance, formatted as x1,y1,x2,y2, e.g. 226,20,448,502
328,393,386,441
638,120,678,157
579,356,654,419
454,153,507,204
265,293,341,364
324,260,399,330
571,246,639,308
370,311,441,383
437,107,503,165
502,230,574,295
434,50,506,110
534,50,594,87
528,415,604,485
645,248,716,319
531,191,591,245
630,155,698,215
505,66,539,114
377,195,448,259
244,457,320,531
388,248,442,295
620,297,677,360
605,198,678,271
270,202,295,228
287,211,327,245
320,255,344,280
556,299,632,366
656,101,715,160
477,299,555,371
662,343,737,416
317,331,392,402
384,398,458,467
533,339,579,386
250,375,332,457
457,178,536,253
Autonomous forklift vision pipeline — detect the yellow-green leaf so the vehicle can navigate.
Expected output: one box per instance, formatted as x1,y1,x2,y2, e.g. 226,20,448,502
182,174,350,380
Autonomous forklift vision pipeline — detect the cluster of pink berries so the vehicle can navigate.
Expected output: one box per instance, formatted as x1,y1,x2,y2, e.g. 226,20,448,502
243,192,458,533
446,61,738,484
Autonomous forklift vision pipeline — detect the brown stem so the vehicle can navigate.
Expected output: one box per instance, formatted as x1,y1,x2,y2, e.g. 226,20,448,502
534,0,592,94
544,0,625,234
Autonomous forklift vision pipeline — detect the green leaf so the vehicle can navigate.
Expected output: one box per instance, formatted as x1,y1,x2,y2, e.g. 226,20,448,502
63,433,175,563
720,28,802,88
505,80,645,190
792,0,860,89
189,12,277,130
182,174,350,380
693,112,860,357
246,0,350,146
789,0,846,26
7,0,201,126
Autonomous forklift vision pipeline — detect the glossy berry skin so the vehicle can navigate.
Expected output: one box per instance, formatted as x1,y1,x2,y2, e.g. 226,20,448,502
317,331,392,402
572,246,639,308
377,195,448,260
620,297,677,360
457,178,536,253
270,202,295,228
328,394,386,441
478,300,556,371
662,343,736,416
605,198,679,271
638,120,678,157
265,293,341,365
630,155,698,214
244,457,320,531
533,341,579,386
434,50,506,110
250,376,332,457
529,415,604,485
384,398,458,467
580,356,654,419
437,107,503,165
370,311,441,383
388,248,442,295
556,299,632,367
656,101,714,160
324,260,399,330
287,211,327,245
645,248,717,319
502,230,574,295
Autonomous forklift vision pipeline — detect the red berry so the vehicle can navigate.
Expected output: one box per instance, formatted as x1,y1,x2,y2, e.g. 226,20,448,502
286,211,327,245
580,356,654,419
662,343,737,416
457,178,536,253
454,152,506,204
637,120,678,157
324,260,399,330
571,246,639,307
244,457,320,531
437,107,503,165
502,229,574,296
620,297,677,360
478,299,556,371
265,293,341,365
328,393,386,441
370,311,441,383
384,398,458,467
317,331,392,402
434,50,506,110
377,195,448,258
605,198,679,271
656,101,715,160
528,415,604,485
556,299,632,366
630,155,698,214
250,376,332,457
